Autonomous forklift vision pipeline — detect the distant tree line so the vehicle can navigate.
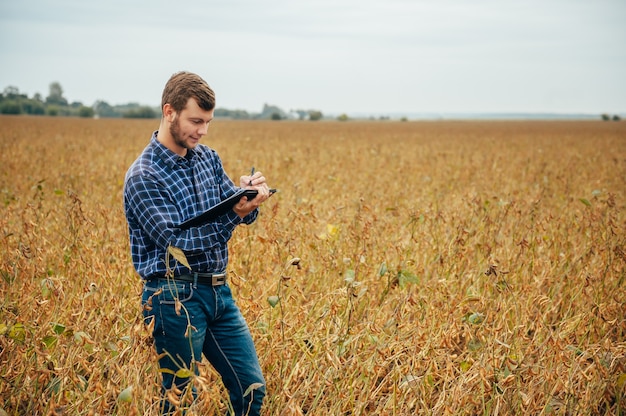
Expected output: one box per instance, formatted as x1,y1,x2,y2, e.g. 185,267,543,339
601,113,622,121
0,83,158,119
216,104,323,121
1,82,324,120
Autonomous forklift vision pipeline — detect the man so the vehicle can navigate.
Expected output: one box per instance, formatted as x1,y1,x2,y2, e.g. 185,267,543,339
124,71,270,415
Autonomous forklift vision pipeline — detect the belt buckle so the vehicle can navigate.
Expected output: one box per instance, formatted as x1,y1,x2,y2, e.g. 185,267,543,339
212,273,226,286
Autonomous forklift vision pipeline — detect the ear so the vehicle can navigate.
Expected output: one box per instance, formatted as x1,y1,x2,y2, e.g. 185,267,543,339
162,103,176,123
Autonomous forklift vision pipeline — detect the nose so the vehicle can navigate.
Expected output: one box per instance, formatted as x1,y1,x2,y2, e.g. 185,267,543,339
198,123,209,136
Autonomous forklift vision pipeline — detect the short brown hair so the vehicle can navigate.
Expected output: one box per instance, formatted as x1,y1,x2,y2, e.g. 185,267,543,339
161,72,216,113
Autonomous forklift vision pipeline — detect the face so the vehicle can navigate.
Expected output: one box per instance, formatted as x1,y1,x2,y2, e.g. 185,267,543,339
166,98,214,155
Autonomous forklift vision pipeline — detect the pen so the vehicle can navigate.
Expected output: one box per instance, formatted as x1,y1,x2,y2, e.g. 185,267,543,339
249,167,277,195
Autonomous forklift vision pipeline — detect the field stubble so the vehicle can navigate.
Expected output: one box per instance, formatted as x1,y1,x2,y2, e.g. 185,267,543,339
0,116,625,415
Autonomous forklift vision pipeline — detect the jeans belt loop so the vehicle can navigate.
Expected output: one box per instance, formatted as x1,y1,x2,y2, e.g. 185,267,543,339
193,272,198,289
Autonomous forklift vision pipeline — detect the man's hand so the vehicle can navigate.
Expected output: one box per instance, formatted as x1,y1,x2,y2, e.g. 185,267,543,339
234,170,272,218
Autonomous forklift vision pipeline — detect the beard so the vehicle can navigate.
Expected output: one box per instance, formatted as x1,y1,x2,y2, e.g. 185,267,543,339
169,116,193,151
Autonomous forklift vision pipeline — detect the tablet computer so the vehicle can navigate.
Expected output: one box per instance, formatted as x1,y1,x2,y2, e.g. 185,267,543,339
177,189,259,229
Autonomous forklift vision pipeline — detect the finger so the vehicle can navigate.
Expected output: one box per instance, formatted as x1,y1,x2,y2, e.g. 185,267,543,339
249,175,266,187
240,176,253,188
248,172,258,183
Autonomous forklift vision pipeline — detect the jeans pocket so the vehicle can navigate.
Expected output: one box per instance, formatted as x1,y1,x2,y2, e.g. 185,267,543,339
144,280,194,305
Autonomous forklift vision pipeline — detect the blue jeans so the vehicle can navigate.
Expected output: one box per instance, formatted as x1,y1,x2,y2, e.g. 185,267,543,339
142,278,266,415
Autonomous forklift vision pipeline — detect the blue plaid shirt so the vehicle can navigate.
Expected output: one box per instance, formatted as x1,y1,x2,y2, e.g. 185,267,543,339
124,132,257,279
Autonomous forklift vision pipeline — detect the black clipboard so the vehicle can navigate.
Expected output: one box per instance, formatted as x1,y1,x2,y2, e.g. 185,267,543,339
177,189,258,230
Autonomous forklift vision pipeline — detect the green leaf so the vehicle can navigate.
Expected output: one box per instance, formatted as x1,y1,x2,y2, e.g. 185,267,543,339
159,368,176,375
41,278,53,298
117,385,133,403
168,245,191,270
103,341,118,351
51,323,66,335
73,331,94,353
42,335,58,349
344,269,355,284
74,331,88,343
175,368,194,379
468,338,482,351
460,361,472,372
104,341,119,357
8,323,26,343
378,262,388,277
398,270,418,288
256,321,269,333
579,198,591,207
467,312,485,325
267,296,280,308
566,344,583,356
337,342,347,356
77,374,88,391
47,377,62,394
617,373,626,390
400,374,419,388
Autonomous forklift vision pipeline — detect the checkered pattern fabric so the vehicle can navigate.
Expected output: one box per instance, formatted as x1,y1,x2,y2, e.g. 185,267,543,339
124,132,257,279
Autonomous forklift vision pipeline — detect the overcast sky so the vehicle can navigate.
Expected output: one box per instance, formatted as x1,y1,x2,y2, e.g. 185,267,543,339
1,0,625,115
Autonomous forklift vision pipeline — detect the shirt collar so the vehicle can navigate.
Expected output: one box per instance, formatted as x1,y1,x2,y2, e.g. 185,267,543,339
151,131,200,169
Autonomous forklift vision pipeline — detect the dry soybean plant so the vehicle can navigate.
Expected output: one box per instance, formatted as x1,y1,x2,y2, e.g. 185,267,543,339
0,117,625,415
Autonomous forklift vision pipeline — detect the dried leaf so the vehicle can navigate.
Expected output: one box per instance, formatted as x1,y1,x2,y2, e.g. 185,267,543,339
286,257,301,267
168,245,191,270
244,382,265,397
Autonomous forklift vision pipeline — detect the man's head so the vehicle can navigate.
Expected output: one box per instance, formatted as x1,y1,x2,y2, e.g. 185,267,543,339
161,71,216,114
157,72,216,156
